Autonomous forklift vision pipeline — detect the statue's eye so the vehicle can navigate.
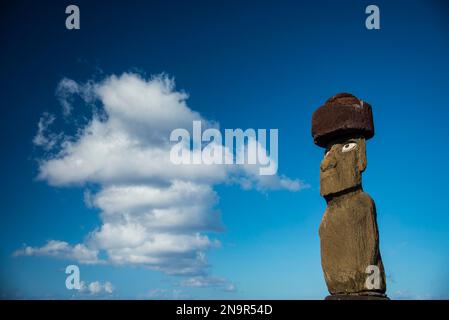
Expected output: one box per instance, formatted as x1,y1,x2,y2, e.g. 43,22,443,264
342,142,357,153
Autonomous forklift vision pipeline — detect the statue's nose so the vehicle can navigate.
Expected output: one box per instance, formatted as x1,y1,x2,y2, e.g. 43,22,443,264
320,154,337,172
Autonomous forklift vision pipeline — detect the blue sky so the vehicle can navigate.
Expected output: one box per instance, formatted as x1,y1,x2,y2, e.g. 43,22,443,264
1,0,449,299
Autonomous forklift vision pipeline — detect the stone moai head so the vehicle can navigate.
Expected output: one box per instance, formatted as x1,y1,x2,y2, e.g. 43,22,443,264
312,93,374,196
320,137,366,196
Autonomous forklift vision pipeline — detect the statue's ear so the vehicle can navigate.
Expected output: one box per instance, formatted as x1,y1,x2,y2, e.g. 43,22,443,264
357,138,367,172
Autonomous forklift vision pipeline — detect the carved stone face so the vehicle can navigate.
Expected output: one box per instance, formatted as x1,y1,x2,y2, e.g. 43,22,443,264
320,137,367,197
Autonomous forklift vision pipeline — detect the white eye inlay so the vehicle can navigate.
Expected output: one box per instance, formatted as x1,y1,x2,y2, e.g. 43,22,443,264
342,142,357,153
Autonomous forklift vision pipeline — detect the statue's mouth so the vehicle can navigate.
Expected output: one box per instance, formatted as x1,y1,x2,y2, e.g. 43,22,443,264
320,167,337,177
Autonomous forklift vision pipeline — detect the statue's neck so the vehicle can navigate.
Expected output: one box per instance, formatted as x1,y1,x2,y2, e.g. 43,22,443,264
324,185,363,205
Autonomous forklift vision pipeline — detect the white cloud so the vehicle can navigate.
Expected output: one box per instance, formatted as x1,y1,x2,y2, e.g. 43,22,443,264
392,290,433,300
33,113,60,150
87,281,102,295
80,280,114,295
14,240,100,264
181,276,236,292
147,288,189,299
56,77,96,117
21,72,306,281
56,78,79,117
104,281,114,294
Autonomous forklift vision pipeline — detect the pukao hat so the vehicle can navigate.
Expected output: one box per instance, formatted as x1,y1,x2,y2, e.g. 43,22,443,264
311,93,374,148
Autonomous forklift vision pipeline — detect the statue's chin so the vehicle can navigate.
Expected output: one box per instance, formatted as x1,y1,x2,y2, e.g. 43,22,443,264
320,170,361,198
320,171,345,197
320,180,361,198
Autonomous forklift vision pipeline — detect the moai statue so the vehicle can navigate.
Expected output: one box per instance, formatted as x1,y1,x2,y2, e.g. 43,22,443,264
311,93,387,300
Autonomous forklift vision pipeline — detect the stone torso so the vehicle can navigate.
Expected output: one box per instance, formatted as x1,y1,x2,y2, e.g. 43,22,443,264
319,189,386,295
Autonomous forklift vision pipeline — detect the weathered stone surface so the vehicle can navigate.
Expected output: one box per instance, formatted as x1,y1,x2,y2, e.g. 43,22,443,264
325,293,389,300
319,189,386,295
320,137,366,197
313,93,387,299
312,93,374,148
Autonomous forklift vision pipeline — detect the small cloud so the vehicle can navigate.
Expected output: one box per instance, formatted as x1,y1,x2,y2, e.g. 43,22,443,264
146,288,189,300
56,78,79,117
79,280,114,295
56,77,96,117
33,113,61,151
392,289,434,300
181,276,236,292
13,240,101,265
104,281,114,294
